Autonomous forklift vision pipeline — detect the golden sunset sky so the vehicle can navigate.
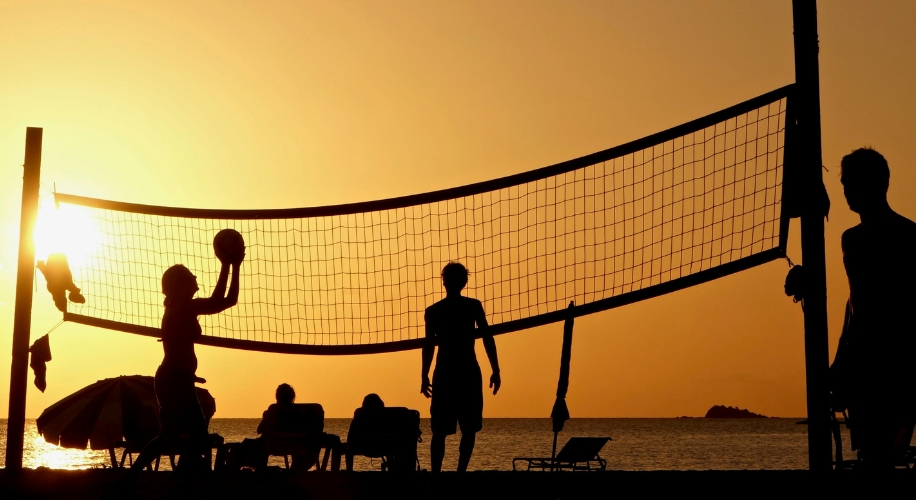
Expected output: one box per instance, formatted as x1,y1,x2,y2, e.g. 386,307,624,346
2,1,916,419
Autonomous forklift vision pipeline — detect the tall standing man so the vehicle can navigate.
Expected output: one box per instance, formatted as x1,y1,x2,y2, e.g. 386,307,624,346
422,262,500,473
831,147,916,468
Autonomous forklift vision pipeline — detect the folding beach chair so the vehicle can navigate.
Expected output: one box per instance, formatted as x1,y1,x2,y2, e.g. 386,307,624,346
829,411,916,470
262,403,342,471
113,433,224,470
513,436,611,471
344,407,421,472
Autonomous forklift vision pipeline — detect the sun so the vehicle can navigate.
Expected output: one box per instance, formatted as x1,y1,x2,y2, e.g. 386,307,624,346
33,198,100,270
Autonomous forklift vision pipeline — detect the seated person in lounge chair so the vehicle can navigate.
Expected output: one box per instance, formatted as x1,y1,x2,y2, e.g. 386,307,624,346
345,393,420,471
256,383,341,471
361,393,385,411
257,383,297,436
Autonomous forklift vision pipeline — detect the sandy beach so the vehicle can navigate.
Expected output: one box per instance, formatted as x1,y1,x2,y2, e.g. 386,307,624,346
0,468,906,500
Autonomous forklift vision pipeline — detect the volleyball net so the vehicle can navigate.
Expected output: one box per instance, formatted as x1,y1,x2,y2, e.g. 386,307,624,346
52,85,794,354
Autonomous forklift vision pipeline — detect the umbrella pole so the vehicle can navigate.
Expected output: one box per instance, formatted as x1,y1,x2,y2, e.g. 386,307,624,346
551,431,558,472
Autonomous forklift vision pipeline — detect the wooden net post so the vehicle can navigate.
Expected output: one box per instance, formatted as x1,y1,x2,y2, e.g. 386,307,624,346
5,127,43,472
792,0,833,471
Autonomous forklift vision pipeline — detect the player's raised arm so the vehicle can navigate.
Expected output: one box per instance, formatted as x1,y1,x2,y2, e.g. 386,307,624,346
194,229,244,315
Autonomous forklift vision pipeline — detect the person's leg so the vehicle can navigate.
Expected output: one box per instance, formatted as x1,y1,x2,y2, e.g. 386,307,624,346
430,433,446,473
129,435,164,473
249,438,268,471
191,407,213,471
184,424,211,471
289,453,315,472
457,431,476,472
323,433,342,471
130,417,181,475
175,395,210,472
429,384,456,474
456,374,483,473
115,430,173,497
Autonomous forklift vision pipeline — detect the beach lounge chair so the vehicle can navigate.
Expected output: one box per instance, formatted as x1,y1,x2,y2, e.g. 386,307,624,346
512,437,611,471
344,407,421,471
827,411,916,470
112,433,224,470
111,398,223,470
261,403,342,471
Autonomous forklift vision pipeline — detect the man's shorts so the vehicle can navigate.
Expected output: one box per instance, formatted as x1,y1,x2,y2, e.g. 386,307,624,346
430,364,483,436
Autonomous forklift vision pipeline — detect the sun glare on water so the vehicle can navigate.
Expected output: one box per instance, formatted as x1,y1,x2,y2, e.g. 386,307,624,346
21,424,110,470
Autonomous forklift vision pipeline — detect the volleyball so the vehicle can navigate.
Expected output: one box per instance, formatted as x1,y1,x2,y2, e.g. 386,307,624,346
213,229,245,263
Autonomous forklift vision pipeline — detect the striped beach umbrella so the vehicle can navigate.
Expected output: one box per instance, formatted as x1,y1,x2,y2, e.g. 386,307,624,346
36,375,214,450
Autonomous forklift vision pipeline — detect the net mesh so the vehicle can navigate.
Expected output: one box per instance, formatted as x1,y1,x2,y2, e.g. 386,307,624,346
51,90,789,351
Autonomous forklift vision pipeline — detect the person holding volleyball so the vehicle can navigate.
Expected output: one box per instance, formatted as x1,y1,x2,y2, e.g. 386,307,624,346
131,229,245,473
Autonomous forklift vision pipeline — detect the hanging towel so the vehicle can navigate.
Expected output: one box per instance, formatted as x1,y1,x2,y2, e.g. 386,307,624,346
29,334,52,392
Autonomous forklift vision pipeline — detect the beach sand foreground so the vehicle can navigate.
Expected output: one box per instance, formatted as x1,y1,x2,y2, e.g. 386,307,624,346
0,468,907,499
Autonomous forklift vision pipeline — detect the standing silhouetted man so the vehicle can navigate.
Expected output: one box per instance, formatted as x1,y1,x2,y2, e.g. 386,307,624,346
422,262,500,473
831,147,916,467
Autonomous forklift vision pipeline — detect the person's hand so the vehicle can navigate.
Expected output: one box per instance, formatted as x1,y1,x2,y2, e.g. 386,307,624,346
217,250,245,266
489,371,501,395
421,376,432,398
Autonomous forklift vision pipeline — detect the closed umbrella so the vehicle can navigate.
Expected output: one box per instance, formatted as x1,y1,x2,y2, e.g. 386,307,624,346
550,301,575,468
36,375,215,451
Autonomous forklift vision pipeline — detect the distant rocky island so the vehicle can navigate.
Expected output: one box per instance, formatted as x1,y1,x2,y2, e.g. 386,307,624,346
704,405,767,418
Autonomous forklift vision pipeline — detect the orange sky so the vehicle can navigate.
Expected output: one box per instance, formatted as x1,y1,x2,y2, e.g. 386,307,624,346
2,0,916,419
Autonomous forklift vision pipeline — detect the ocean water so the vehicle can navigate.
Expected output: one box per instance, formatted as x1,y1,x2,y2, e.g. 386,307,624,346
1,418,836,471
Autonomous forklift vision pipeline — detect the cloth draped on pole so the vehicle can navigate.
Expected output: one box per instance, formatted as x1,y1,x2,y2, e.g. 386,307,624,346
551,302,575,434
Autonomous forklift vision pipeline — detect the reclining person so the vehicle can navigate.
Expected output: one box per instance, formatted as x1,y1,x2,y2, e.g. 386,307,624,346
346,393,420,471
257,383,341,471
257,383,298,436
360,393,385,411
